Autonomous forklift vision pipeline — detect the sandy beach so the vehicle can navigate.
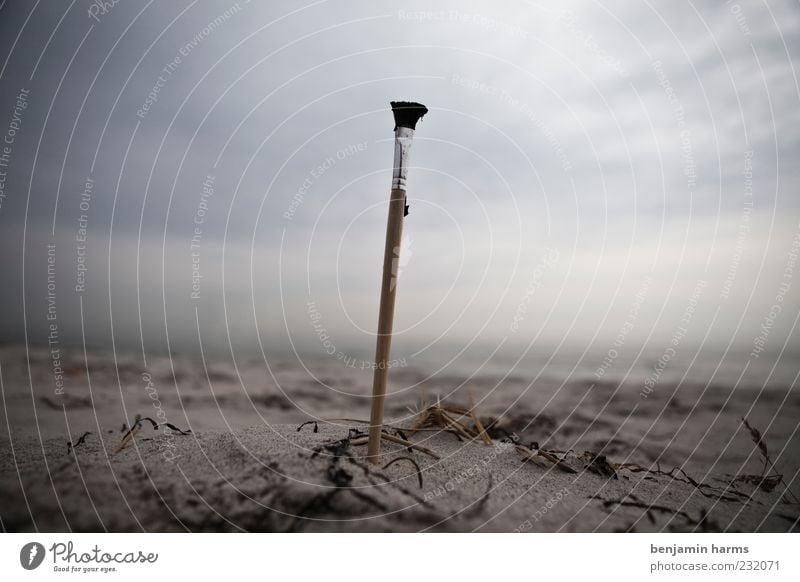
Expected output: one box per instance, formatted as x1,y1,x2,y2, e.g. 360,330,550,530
1,346,798,532
1,424,796,532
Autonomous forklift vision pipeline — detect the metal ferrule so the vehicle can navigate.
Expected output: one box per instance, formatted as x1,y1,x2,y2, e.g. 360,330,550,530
391,126,415,191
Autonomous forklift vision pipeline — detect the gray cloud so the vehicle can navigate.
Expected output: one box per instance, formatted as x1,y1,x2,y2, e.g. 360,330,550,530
0,0,798,376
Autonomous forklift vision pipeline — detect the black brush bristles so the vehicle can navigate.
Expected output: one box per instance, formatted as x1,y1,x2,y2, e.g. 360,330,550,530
391,101,428,130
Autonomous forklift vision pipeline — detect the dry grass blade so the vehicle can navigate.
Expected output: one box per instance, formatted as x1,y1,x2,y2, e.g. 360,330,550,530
406,396,495,448
515,445,550,468
438,409,476,440
113,425,140,454
319,418,371,424
351,432,440,459
538,449,578,473
515,444,577,473
468,395,493,446
442,405,470,415
380,432,439,458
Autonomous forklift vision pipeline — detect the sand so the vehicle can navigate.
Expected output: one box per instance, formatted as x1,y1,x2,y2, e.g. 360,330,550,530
1,346,798,532
0,423,796,532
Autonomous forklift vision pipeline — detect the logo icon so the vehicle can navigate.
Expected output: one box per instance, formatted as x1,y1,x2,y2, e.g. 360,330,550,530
20,542,45,570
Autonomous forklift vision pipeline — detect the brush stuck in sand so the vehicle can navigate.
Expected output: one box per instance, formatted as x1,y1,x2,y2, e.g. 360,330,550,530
367,101,429,463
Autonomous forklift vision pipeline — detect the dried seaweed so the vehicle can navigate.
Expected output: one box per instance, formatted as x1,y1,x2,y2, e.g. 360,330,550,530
66,431,91,454
616,462,748,502
537,449,578,473
730,473,781,493
40,397,62,410
311,431,434,503
483,424,515,441
296,420,319,433
382,456,424,488
311,435,354,459
348,427,367,439
581,452,618,480
327,464,354,487
405,397,493,446
112,414,191,454
294,431,428,530
591,493,716,530
350,431,440,459
162,422,192,435
138,416,159,430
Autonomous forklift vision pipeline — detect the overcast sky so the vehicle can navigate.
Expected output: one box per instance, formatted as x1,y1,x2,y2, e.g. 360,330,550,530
0,0,798,373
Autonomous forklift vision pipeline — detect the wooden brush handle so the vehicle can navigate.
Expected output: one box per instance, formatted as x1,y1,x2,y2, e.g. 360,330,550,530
367,188,406,463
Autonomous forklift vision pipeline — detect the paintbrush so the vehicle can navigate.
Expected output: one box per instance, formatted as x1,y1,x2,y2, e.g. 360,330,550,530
366,100,428,463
